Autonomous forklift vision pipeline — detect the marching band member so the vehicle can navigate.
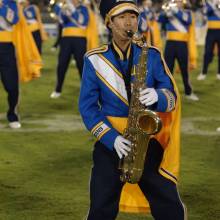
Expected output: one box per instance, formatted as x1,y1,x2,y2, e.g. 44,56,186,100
159,0,199,101
138,0,162,49
19,0,47,54
50,0,98,99
79,0,186,219
0,0,20,128
0,0,42,128
197,0,220,80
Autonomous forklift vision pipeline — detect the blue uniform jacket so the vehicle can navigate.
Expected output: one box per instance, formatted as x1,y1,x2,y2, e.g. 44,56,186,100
158,9,192,32
206,1,220,21
79,42,176,151
0,0,18,31
23,5,37,24
53,3,63,25
54,3,89,28
138,8,154,33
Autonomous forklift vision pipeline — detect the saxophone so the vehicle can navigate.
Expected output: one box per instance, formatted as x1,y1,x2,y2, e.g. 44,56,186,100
119,32,162,184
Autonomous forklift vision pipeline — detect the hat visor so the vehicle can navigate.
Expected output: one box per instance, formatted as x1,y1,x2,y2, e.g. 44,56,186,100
105,3,139,25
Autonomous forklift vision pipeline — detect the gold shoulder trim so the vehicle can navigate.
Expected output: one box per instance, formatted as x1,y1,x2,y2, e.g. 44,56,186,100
148,45,162,53
86,44,109,57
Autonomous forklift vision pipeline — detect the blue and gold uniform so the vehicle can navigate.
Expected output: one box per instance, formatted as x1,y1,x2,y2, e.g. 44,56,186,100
79,1,186,219
80,43,176,150
51,2,63,49
138,1,162,49
201,0,220,77
53,1,89,95
79,42,185,219
138,6,154,44
0,0,20,123
159,5,197,98
22,1,47,54
23,4,42,53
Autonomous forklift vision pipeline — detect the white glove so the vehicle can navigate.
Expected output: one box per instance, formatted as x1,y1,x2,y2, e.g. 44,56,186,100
165,9,173,17
114,135,131,159
171,6,178,14
66,0,76,12
139,88,158,106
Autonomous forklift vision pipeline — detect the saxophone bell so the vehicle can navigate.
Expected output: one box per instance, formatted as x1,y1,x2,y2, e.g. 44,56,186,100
138,110,162,135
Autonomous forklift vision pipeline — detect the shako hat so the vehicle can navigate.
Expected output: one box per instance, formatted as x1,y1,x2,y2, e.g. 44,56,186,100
99,0,139,25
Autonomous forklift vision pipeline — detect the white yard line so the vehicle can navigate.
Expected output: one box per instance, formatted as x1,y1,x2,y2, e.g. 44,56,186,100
0,114,220,135
0,114,85,132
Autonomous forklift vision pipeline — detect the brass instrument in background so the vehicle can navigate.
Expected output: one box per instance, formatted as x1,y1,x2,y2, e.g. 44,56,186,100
48,0,64,19
162,0,177,12
119,31,162,184
216,0,220,10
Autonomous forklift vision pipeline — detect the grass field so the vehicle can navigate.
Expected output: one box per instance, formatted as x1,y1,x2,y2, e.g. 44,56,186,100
0,40,220,220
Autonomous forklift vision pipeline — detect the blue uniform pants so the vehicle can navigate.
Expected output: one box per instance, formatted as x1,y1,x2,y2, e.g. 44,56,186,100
202,29,220,74
86,139,186,220
32,30,42,54
55,37,87,93
0,43,19,122
164,40,192,95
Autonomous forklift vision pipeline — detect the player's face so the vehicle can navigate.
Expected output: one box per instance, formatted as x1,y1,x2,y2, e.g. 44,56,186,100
109,12,138,41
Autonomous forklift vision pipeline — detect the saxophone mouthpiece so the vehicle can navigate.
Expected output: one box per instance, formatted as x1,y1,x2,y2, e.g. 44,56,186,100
126,30,134,38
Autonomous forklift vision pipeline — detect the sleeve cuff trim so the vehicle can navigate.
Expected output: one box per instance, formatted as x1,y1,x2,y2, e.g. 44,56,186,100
91,122,111,139
161,89,175,112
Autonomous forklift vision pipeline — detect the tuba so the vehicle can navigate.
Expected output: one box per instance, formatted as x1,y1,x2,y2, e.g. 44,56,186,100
119,31,162,184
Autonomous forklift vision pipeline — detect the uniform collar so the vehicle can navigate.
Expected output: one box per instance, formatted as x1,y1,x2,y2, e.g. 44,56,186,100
112,40,131,61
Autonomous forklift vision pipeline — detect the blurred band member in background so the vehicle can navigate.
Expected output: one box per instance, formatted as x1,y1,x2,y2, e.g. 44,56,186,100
50,0,65,51
50,0,98,99
0,0,20,128
0,0,42,128
197,0,220,80
159,0,199,101
19,0,47,54
138,0,162,49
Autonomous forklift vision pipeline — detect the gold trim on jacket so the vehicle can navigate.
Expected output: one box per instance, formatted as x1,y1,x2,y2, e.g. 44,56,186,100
0,31,13,42
62,27,87,37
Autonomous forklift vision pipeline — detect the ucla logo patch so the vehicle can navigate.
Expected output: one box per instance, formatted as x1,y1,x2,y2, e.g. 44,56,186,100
92,122,110,139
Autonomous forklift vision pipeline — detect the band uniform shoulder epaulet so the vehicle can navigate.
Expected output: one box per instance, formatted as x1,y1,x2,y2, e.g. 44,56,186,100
86,44,109,57
133,41,162,54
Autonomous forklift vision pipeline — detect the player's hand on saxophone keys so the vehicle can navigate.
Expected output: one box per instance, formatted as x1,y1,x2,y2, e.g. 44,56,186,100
139,88,158,106
114,136,131,159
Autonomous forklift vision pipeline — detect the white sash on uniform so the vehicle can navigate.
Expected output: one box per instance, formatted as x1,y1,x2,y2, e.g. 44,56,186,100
88,54,129,105
0,16,12,31
208,1,220,18
170,15,188,33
